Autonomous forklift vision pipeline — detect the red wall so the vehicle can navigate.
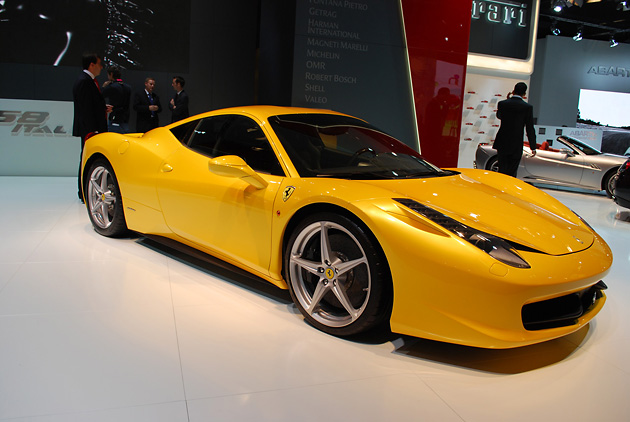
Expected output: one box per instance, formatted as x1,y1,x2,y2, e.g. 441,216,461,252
401,0,472,168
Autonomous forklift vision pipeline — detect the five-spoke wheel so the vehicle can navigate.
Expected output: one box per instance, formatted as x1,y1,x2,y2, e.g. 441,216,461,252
285,213,391,336
85,159,128,237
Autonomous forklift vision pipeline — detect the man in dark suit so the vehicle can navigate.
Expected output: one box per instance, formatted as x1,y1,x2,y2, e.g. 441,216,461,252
73,52,111,201
169,75,190,123
493,82,537,177
132,77,162,132
102,65,131,133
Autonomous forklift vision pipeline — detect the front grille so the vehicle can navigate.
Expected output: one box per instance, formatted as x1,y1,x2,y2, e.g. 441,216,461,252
522,281,607,331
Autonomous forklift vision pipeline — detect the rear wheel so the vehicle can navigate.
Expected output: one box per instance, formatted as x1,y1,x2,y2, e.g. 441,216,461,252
84,159,128,237
487,156,499,172
604,169,617,197
284,212,391,336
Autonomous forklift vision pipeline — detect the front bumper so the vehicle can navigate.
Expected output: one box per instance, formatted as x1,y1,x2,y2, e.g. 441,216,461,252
372,210,612,349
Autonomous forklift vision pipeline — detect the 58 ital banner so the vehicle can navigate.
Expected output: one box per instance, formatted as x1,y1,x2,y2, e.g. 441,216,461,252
0,99,79,176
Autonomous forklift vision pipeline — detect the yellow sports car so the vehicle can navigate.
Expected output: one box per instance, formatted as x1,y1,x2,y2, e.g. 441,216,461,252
81,106,612,348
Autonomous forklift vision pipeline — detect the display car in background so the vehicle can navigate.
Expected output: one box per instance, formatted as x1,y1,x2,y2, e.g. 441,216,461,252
475,135,627,196
82,106,611,349
612,158,630,209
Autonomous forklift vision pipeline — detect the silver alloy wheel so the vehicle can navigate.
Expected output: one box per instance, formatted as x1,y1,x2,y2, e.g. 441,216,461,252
607,173,618,197
288,220,371,328
489,158,499,172
87,165,117,229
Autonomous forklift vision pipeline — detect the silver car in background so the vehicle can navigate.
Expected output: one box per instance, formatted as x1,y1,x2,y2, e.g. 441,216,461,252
474,135,626,196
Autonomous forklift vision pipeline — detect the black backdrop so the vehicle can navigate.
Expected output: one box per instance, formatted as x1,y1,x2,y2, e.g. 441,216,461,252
1,0,417,149
0,0,260,121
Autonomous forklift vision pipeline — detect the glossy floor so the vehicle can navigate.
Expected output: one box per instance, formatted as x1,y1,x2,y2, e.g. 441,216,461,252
0,177,628,422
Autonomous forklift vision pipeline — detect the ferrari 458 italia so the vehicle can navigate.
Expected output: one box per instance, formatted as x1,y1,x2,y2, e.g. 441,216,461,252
81,106,612,348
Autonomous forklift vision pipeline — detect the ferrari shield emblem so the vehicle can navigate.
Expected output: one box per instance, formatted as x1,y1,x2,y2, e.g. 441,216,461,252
282,186,296,202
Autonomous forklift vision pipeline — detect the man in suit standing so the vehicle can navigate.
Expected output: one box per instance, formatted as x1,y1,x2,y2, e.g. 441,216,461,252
101,65,131,133
133,77,162,132
73,52,111,201
169,76,190,123
493,82,537,177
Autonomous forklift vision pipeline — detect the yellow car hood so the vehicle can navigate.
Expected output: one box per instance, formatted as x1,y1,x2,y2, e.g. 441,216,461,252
357,170,593,256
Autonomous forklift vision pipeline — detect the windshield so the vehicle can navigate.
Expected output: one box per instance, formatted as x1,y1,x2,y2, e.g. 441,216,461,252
558,136,602,155
268,113,453,180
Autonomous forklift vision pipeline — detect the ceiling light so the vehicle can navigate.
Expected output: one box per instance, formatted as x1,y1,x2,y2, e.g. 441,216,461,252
551,22,561,35
610,35,619,47
552,0,565,12
573,27,583,41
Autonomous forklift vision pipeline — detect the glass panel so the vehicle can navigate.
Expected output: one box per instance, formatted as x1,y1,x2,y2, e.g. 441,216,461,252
269,113,452,180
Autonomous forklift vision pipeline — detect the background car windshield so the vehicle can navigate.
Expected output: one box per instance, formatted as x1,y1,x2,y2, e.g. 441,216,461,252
559,136,601,155
269,114,448,179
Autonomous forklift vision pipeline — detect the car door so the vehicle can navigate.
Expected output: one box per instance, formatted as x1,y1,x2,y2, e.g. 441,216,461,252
520,139,586,185
156,114,285,276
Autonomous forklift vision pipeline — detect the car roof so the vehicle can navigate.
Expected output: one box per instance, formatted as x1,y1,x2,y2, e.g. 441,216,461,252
189,105,352,123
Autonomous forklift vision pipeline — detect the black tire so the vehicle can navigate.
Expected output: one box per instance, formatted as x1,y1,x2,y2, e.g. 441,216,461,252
603,169,617,198
487,156,499,172
284,212,392,336
84,159,128,237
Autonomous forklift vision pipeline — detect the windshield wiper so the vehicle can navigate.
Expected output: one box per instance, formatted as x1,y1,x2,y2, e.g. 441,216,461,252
401,169,458,178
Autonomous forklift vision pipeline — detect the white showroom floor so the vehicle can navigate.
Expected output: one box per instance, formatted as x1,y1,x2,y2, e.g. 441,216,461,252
0,176,628,422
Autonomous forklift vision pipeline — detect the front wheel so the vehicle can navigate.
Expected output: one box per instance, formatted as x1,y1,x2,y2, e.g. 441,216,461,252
284,212,391,336
84,159,128,237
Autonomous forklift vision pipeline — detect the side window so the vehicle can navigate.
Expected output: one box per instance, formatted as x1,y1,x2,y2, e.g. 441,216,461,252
170,119,200,144
187,115,232,156
213,116,284,176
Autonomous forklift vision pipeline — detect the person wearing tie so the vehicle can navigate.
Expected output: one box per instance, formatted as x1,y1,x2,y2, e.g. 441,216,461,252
72,52,112,201
133,77,162,132
169,75,190,123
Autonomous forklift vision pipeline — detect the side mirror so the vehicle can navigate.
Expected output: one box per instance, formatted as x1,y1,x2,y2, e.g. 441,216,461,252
208,155,268,189
560,148,575,157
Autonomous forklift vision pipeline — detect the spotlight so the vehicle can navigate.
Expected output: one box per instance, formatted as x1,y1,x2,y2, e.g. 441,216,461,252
610,36,618,47
551,22,561,36
553,0,582,11
618,1,629,12
573,27,583,41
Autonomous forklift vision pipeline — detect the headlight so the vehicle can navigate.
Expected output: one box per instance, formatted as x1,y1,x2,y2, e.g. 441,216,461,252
394,198,530,269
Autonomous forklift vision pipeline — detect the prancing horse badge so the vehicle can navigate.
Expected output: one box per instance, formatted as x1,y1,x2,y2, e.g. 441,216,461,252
282,186,296,202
